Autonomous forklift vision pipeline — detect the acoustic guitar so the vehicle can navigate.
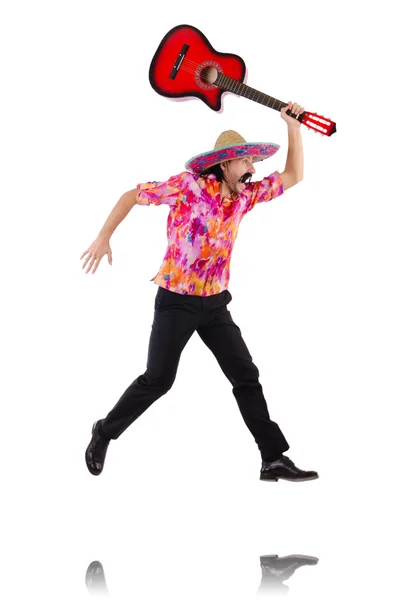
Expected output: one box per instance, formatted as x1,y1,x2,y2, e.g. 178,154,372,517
149,24,336,137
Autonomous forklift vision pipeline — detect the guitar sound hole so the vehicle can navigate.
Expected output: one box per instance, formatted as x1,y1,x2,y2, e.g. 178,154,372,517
200,67,218,85
194,61,222,90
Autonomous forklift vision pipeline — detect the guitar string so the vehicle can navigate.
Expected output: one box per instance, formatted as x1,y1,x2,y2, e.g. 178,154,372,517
182,58,283,102
182,58,201,67
178,64,282,108
178,64,287,113
179,59,275,99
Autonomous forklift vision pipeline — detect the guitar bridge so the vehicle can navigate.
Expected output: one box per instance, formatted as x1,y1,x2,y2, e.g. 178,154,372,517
169,44,189,80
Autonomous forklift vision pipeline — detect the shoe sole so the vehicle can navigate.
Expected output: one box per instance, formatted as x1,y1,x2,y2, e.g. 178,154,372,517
85,449,102,476
85,421,103,476
260,474,319,482
264,554,319,562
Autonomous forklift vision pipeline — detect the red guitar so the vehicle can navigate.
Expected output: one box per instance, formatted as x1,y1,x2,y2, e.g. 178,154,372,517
149,24,336,137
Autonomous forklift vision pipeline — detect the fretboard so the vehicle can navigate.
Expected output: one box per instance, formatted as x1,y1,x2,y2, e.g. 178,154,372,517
215,73,287,112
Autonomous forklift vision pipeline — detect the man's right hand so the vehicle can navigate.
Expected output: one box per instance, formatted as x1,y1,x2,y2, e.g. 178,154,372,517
80,236,113,274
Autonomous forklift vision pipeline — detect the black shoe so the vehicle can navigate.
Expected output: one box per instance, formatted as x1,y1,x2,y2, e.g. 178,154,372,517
85,420,110,476
260,554,319,580
260,455,318,482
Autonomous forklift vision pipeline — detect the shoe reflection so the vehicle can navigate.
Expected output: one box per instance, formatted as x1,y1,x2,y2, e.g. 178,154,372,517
85,561,109,597
257,554,319,596
85,553,319,597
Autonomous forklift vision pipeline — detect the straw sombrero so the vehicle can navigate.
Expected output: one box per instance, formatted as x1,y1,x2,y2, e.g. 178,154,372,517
185,130,280,174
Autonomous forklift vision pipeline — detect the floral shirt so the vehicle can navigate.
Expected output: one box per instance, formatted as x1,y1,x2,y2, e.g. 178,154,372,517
136,171,284,296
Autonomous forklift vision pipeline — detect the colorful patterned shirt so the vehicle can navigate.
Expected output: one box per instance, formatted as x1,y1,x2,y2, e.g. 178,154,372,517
136,171,284,296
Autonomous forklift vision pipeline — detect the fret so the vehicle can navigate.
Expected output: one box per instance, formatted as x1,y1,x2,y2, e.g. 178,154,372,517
215,74,288,112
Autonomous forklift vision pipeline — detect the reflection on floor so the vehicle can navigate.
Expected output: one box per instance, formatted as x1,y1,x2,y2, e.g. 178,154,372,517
85,561,108,597
257,554,319,596
85,553,319,597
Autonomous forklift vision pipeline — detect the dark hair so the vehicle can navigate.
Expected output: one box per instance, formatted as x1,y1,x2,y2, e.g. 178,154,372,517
200,162,226,182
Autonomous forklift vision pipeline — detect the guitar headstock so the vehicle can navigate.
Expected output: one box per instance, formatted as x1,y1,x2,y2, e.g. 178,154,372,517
301,112,336,136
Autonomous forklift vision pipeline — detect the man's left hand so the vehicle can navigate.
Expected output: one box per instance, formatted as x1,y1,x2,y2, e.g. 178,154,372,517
281,102,305,128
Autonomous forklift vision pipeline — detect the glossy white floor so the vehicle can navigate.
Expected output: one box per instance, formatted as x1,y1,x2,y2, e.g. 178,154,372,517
2,395,396,600
2,1,396,598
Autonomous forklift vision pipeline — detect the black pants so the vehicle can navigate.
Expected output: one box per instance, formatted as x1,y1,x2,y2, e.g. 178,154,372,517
101,287,289,460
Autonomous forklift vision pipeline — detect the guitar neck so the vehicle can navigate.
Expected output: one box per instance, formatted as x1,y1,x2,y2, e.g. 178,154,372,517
215,73,288,113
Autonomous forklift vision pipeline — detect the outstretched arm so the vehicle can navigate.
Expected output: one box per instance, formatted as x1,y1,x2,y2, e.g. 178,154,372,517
97,188,138,239
80,188,138,274
279,101,304,191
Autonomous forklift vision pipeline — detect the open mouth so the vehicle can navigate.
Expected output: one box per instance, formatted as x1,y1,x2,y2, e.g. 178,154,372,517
239,173,252,184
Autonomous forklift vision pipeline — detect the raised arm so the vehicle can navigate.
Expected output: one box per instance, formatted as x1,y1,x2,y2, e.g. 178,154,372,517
80,188,138,274
279,101,304,191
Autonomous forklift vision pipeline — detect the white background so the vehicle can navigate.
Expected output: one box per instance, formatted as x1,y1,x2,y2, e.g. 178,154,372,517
1,1,396,598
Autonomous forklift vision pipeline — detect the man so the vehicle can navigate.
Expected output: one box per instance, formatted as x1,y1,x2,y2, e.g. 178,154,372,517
82,102,318,482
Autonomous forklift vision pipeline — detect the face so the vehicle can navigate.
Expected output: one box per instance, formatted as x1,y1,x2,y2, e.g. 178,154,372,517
220,156,256,195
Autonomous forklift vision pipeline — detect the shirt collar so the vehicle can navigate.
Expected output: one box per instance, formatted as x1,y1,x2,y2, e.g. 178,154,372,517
204,174,238,206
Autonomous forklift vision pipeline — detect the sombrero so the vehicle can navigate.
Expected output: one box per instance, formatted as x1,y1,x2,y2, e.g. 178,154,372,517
185,130,280,174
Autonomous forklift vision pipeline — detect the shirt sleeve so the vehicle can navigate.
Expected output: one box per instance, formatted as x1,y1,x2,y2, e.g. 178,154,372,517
135,172,189,207
244,171,284,212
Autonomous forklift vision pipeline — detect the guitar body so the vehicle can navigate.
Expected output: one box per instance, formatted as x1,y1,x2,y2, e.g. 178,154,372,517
149,24,246,111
